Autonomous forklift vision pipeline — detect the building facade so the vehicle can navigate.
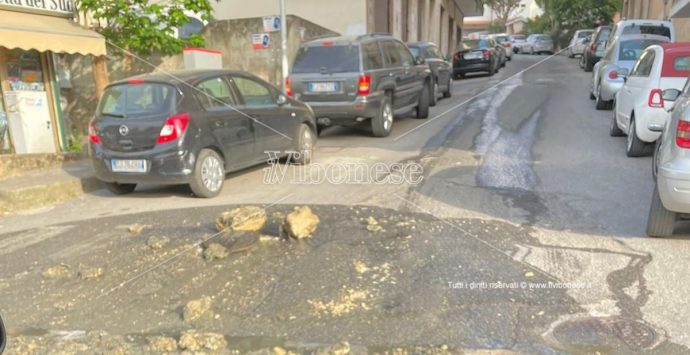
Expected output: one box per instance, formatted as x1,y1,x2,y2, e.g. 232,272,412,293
0,2,105,155
620,0,690,41
463,0,543,35
213,0,481,56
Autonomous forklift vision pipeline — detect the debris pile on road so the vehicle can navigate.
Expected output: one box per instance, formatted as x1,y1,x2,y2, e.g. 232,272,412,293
147,235,170,250
41,263,72,279
183,295,212,322
365,216,384,232
215,206,266,232
314,341,351,355
128,224,146,235
78,267,103,280
178,330,227,351
203,243,229,260
282,205,320,239
148,336,178,352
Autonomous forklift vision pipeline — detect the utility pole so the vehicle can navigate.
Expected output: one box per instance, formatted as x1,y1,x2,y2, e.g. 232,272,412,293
280,0,288,93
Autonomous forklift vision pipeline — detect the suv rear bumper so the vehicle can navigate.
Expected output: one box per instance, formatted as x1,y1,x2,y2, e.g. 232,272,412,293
90,143,196,185
305,92,383,124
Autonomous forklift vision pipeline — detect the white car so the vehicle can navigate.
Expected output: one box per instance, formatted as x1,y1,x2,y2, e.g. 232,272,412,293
608,19,675,45
568,29,594,58
489,33,512,60
612,43,690,157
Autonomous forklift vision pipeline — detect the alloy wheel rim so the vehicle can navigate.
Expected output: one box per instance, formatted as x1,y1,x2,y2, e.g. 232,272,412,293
302,128,313,155
627,121,635,151
383,104,393,131
201,156,223,192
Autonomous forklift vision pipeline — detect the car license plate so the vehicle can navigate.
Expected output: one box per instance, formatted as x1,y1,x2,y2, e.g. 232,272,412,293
111,159,147,173
464,52,482,60
308,82,337,92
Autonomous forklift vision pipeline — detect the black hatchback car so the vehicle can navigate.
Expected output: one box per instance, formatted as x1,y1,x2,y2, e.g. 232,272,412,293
89,70,317,198
452,39,501,79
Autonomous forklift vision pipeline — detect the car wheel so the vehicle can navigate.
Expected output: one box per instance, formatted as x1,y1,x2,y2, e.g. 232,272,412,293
416,81,430,119
488,62,496,76
595,83,611,110
609,102,624,137
104,182,136,195
507,55,512,61
626,118,647,157
189,149,225,198
646,183,676,238
443,77,452,98
584,57,594,72
372,95,393,137
292,123,315,165
430,80,438,107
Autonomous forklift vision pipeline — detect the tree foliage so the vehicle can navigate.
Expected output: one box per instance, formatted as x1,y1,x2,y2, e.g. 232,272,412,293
476,0,523,26
534,0,619,47
76,0,214,56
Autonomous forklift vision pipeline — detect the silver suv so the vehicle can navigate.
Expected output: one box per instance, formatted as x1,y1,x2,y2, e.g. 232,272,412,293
288,34,433,137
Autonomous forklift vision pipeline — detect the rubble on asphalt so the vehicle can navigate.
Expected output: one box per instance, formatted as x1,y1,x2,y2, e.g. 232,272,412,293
147,336,178,352
78,267,103,280
203,242,229,261
178,330,227,351
147,235,170,250
128,224,146,235
215,206,267,232
282,205,320,239
41,263,72,279
183,296,213,322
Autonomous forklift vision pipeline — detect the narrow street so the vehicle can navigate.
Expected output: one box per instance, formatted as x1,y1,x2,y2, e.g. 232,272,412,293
2,54,690,354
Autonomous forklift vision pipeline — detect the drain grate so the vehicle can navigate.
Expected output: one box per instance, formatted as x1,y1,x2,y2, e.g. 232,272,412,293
552,317,659,351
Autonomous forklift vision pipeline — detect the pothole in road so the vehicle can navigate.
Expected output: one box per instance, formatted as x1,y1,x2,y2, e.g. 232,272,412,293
549,316,662,353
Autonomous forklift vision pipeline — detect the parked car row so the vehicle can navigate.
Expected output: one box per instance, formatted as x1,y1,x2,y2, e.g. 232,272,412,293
570,19,690,237
88,33,449,198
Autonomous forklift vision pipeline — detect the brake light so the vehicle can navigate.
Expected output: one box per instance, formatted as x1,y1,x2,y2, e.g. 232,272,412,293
285,76,292,97
609,70,619,80
127,79,145,85
676,121,690,148
157,113,190,144
358,74,371,95
591,43,598,52
88,121,101,145
482,50,491,59
503,42,511,48
648,89,664,108
322,41,334,47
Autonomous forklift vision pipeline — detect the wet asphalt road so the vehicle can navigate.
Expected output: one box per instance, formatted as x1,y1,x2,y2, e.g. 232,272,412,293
2,54,690,354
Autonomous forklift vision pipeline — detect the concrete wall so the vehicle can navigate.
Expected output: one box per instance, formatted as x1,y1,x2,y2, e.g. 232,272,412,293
58,15,336,145
212,0,368,36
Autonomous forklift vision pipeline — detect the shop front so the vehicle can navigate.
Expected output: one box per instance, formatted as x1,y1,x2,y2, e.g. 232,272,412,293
0,2,105,155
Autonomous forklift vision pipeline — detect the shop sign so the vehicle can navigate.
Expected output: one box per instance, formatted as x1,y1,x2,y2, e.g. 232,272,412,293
0,0,75,17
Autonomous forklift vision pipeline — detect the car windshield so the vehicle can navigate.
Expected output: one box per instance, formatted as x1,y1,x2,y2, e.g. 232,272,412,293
292,45,360,74
99,83,176,118
618,39,666,61
461,40,489,50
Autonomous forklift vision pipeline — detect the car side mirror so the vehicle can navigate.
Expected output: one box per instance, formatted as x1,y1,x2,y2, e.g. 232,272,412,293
277,94,288,106
663,89,682,102
415,56,426,65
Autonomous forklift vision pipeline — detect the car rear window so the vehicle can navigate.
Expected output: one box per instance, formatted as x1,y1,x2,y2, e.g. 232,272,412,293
619,39,666,61
537,35,552,41
494,36,509,43
578,31,592,38
622,24,672,39
675,56,690,71
99,83,176,118
292,45,360,74
461,40,488,50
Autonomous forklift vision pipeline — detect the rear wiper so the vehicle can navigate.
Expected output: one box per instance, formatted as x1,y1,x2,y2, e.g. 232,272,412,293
102,113,127,119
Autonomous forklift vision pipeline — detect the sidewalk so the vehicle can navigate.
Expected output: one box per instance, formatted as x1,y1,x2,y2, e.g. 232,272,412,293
0,159,101,215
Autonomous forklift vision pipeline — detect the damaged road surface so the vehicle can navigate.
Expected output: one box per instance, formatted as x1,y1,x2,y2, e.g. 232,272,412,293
0,205,686,354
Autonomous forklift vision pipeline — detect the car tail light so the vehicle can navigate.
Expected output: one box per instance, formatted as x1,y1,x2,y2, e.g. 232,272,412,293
648,89,664,108
608,70,619,79
503,42,510,48
358,74,371,95
676,120,690,148
127,79,145,85
591,43,598,52
285,76,292,97
157,113,190,144
482,50,490,59
322,41,334,47
88,121,101,145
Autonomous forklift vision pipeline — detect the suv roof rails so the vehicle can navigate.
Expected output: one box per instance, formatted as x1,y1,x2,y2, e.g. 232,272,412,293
356,32,394,40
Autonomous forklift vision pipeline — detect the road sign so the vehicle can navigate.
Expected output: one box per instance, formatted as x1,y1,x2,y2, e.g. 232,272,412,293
252,33,270,49
263,16,281,32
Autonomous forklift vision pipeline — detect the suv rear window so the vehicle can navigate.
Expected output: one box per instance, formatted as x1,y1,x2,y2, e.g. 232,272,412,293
622,25,671,39
292,45,360,74
99,83,176,118
619,39,666,61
